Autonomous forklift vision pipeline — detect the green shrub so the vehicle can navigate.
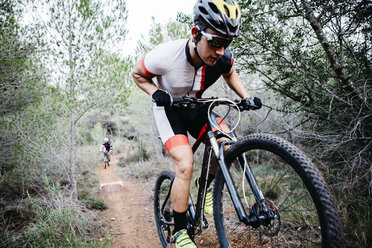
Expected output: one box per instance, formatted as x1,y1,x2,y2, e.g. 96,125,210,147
26,207,84,247
334,190,372,247
0,193,110,248
23,205,109,248
84,197,107,210
118,141,150,165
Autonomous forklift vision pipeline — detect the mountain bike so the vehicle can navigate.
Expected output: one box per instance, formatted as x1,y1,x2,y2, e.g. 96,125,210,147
103,151,110,169
153,97,344,248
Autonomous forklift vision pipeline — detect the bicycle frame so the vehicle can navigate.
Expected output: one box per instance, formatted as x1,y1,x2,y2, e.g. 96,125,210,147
187,106,268,231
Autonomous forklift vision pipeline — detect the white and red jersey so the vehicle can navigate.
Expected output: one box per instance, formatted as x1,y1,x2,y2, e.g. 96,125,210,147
141,39,234,98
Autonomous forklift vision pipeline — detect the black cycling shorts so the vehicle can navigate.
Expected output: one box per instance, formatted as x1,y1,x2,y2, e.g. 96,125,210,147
153,104,227,151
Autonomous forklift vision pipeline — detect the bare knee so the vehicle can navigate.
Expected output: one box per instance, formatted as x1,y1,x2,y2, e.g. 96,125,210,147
169,145,194,181
175,159,194,180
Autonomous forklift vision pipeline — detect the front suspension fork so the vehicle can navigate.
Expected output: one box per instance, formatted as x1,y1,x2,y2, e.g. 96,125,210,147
209,132,268,227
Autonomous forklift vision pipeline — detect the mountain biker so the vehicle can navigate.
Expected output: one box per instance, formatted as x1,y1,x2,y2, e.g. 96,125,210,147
131,0,262,247
100,137,113,165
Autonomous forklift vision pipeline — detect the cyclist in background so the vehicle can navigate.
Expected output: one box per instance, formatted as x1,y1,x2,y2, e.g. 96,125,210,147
131,0,261,247
100,137,113,165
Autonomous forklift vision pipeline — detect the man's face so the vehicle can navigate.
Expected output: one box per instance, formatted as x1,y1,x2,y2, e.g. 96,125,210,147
197,28,232,66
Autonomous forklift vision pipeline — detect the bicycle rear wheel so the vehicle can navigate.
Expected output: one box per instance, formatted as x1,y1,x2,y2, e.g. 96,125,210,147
213,133,344,248
154,171,175,248
104,156,108,169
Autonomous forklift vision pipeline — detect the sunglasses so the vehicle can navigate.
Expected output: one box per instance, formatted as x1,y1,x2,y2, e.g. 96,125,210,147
201,30,233,49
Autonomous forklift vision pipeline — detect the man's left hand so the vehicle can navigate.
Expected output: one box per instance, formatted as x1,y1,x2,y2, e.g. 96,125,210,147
242,97,262,110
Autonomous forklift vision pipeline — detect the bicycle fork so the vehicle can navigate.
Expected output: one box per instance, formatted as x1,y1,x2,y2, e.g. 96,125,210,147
210,133,273,228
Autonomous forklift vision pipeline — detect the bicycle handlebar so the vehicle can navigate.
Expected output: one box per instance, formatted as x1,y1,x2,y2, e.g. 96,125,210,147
171,96,253,111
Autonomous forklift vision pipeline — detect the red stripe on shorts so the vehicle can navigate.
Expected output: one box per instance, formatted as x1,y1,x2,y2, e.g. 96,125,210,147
164,135,189,151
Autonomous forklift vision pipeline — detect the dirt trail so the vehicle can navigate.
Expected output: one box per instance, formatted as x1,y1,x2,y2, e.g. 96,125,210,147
97,157,161,248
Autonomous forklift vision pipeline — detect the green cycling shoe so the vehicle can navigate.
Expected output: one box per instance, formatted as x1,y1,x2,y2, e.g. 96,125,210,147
195,178,213,215
173,229,197,248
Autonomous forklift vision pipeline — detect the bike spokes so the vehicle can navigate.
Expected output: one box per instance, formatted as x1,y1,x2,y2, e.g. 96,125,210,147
215,149,323,247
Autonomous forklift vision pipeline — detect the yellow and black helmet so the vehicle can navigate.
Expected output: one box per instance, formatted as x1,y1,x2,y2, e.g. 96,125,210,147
193,0,242,37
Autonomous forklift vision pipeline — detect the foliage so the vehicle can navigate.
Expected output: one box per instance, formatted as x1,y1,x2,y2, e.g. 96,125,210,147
176,12,193,29
84,197,107,210
24,205,108,248
1,0,69,200
24,0,131,200
118,140,149,164
1,0,130,246
1,85,70,200
0,0,44,180
0,0,42,116
334,190,372,247
135,16,190,56
1,184,109,248
90,123,106,144
117,142,173,181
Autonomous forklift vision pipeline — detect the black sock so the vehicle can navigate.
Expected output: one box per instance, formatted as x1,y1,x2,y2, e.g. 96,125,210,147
173,210,187,234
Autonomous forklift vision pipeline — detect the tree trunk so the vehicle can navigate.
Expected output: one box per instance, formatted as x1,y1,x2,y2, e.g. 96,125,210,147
68,0,78,201
300,0,364,101
69,110,78,201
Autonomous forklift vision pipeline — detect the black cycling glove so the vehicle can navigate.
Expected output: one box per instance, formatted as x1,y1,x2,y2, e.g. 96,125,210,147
242,97,262,110
152,89,173,107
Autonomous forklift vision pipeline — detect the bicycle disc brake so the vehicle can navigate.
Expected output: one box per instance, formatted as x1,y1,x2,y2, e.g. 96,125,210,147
253,199,281,237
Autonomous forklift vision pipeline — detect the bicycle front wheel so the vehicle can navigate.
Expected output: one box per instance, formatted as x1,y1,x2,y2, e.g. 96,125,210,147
213,133,343,248
154,171,175,248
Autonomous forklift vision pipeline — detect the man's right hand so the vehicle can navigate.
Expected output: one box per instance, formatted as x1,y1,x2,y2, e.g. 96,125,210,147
152,89,172,107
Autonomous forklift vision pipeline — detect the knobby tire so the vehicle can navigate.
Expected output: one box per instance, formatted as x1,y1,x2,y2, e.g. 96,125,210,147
154,171,175,248
213,133,344,248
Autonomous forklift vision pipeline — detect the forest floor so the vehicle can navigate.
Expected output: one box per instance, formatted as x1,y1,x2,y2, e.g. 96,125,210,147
97,157,161,248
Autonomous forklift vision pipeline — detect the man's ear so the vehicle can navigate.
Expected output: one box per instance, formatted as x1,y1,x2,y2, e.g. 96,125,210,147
191,26,199,41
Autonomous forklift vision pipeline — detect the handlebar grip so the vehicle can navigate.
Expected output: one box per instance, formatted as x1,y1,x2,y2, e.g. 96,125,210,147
172,97,184,104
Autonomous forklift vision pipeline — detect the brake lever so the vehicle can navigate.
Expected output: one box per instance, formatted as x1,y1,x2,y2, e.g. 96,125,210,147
235,100,246,111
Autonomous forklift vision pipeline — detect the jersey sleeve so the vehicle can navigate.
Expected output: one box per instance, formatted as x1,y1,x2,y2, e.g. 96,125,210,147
142,43,171,78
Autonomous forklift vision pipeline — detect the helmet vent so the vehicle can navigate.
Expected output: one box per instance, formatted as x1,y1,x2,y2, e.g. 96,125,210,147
224,5,230,17
208,2,219,14
199,6,208,15
228,23,237,32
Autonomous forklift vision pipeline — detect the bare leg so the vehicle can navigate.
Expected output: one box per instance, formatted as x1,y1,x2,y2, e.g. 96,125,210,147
168,145,194,212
